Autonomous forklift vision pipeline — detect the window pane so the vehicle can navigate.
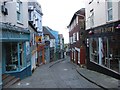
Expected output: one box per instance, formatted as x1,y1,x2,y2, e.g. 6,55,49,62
109,36,120,72
108,9,112,21
107,0,112,9
5,43,18,71
89,38,99,63
29,11,31,20
17,12,20,21
16,2,20,11
90,12,94,27
16,1,22,22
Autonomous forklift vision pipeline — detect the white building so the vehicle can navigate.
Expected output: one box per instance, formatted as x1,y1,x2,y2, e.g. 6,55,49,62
85,0,120,79
28,1,43,71
0,0,31,88
86,0,120,29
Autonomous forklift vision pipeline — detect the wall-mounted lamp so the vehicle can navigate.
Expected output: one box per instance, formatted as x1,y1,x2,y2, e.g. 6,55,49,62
88,30,94,35
1,0,13,15
1,5,8,15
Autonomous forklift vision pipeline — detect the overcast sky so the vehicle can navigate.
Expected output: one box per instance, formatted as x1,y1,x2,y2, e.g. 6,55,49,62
37,0,85,44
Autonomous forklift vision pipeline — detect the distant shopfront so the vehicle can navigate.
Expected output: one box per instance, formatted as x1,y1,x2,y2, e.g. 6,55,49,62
87,20,120,79
1,23,31,79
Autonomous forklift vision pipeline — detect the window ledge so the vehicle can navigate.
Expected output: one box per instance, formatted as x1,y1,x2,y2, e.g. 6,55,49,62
17,21,23,25
106,20,114,24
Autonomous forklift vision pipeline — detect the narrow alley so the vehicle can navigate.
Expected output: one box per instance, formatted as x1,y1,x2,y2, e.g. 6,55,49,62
9,57,101,88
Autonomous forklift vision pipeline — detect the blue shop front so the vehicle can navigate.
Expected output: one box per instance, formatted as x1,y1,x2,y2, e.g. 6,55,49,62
1,23,32,79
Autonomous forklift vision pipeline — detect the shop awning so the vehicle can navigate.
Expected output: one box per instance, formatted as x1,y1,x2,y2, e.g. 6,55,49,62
0,22,30,42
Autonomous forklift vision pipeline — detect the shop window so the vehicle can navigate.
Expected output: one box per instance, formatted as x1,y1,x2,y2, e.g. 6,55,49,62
5,43,18,71
99,36,120,73
101,37,108,67
89,38,99,63
26,41,31,66
5,42,28,72
19,42,25,69
109,36,120,72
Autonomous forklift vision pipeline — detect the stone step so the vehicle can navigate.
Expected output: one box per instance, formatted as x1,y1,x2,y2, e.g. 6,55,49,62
3,78,20,88
2,74,20,88
3,75,15,86
2,74,10,80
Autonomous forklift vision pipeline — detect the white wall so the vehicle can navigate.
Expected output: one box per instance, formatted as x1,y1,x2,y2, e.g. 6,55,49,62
50,39,55,48
85,0,120,30
0,0,28,28
31,53,36,70
119,1,120,19
28,2,43,39
34,10,43,32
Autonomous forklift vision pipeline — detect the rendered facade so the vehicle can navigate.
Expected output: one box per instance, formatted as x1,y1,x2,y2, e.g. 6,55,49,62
85,0,120,79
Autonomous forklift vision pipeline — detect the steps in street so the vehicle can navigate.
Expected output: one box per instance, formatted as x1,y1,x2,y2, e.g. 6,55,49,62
2,74,20,88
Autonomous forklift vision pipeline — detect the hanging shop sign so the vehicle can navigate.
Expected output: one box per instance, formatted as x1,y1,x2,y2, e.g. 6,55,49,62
36,36,42,43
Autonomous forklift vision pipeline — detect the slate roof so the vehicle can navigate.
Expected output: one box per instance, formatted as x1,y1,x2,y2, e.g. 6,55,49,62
43,26,55,39
68,8,85,27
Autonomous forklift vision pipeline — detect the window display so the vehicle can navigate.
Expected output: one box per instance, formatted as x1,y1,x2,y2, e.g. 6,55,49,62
19,42,25,69
89,38,99,63
5,43,18,71
5,42,27,72
109,36,120,72
89,35,120,73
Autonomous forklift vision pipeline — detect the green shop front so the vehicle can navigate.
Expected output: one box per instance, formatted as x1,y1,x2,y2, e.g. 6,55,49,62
1,23,32,79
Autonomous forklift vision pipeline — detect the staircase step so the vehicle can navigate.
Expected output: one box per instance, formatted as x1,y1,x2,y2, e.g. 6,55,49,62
2,74,10,80
3,76,15,86
3,78,20,88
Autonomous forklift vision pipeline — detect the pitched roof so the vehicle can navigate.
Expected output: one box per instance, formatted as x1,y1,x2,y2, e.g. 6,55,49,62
68,8,85,27
43,26,55,39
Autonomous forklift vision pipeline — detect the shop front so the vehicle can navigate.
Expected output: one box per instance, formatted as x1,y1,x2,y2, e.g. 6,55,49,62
1,23,31,79
87,20,120,79
37,44,45,65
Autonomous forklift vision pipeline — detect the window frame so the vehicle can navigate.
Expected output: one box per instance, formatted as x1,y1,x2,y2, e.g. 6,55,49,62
16,0,22,22
90,9,94,27
107,0,113,21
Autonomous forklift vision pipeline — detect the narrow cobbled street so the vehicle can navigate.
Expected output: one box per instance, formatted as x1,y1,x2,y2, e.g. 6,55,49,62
10,57,101,88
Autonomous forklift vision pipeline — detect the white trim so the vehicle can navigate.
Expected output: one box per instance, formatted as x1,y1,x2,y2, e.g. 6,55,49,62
98,38,103,65
75,47,80,52
78,52,80,64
